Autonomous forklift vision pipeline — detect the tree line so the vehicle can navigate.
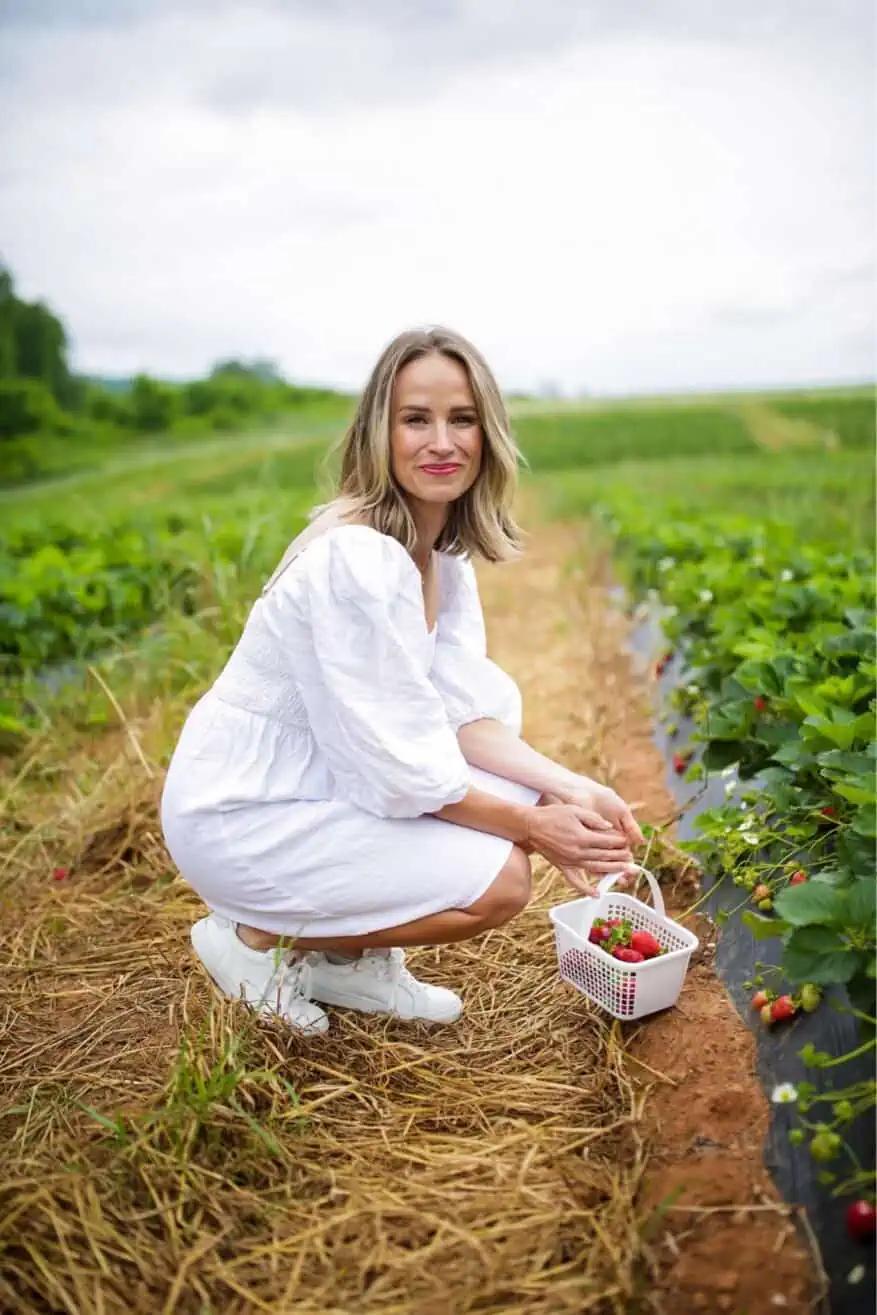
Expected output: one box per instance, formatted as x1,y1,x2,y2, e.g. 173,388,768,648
0,265,342,486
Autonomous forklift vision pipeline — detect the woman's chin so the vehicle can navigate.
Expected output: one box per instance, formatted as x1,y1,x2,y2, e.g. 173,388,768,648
408,482,466,506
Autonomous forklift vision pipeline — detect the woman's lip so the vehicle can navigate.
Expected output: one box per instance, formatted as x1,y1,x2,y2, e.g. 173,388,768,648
420,463,462,474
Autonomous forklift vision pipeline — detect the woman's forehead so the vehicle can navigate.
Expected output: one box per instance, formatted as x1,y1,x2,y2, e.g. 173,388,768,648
394,353,474,401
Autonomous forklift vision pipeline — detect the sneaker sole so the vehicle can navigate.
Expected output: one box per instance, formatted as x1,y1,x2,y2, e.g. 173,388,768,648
308,987,462,1024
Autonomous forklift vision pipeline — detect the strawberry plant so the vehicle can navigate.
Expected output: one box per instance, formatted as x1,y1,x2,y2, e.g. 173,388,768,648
583,491,876,1218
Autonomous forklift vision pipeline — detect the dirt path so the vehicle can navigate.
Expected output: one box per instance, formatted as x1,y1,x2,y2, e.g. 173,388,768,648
0,507,817,1314
480,513,817,1314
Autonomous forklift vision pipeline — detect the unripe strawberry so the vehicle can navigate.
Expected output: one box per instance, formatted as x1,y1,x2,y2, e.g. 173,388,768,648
809,1131,841,1163
789,870,808,886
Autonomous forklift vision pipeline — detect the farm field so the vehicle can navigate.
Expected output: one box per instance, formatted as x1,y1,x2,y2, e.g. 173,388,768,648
0,386,874,1312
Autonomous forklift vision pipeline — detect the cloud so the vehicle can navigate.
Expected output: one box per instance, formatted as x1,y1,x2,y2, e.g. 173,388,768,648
0,2,873,392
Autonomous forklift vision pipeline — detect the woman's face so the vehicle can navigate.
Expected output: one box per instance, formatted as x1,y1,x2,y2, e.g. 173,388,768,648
389,352,483,508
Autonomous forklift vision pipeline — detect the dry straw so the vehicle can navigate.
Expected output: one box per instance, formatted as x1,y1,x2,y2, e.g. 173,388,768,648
0,726,678,1313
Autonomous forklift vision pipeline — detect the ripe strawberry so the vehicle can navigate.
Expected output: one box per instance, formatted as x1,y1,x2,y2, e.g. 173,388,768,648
770,995,797,1023
588,924,611,944
630,930,662,959
846,1200,877,1243
789,870,808,886
754,696,768,713
751,990,770,1011
655,652,672,677
820,805,836,819
672,750,692,775
52,866,69,882
752,884,772,903
612,947,645,964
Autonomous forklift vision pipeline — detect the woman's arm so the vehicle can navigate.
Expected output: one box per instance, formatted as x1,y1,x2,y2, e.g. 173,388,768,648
431,786,636,894
457,718,645,847
457,717,584,796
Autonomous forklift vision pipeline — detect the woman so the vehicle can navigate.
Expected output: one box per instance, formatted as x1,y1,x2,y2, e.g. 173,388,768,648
161,326,644,1035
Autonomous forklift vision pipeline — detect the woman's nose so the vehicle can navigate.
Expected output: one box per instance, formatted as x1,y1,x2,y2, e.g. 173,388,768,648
429,422,455,453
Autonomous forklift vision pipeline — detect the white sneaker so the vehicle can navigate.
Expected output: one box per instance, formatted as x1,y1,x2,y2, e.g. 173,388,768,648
305,948,463,1023
190,915,329,1035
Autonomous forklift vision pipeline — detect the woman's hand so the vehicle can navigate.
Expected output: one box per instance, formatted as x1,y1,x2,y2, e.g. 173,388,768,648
557,778,645,848
525,803,638,896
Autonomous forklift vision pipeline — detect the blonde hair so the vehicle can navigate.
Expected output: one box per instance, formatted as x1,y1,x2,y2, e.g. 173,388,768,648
324,326,524,563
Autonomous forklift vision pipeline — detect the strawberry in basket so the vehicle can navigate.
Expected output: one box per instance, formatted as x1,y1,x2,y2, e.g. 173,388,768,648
589,918,666,962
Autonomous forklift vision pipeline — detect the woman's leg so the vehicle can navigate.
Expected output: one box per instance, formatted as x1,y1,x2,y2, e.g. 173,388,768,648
237,844,532,952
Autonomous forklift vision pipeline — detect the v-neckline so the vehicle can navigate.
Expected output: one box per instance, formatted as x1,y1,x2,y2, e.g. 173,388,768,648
422,550,441,636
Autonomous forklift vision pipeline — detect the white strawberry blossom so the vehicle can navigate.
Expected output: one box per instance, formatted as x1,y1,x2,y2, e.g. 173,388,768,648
780,568,794,582
699,589,713,602
771,1083,798,1104
658,556,675,571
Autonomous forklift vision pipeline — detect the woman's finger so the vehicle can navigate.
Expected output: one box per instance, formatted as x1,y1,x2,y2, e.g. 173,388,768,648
584,860,638,876
583,828,630,848
561,868,599,897
620,808,645,847
582,846,633,863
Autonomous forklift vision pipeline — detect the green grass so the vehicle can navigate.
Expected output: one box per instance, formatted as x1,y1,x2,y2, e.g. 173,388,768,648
538,448,875,551
0,400,350,521
513,405,755,472
770,394,876,450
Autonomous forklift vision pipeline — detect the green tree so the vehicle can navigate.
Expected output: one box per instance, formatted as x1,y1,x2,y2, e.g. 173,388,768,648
0,265,74,406
128,374,178,432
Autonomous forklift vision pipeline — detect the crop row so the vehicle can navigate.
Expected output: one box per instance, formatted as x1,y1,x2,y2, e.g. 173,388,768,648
584,491,875,1211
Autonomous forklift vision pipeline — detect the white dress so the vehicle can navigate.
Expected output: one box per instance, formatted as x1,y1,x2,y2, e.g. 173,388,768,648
160,524,539,938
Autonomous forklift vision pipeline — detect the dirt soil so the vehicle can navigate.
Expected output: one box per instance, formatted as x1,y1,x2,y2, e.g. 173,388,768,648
481,515,818,1315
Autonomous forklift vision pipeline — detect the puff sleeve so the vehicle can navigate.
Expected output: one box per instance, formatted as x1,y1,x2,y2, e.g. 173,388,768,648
429,556,523,735
271,527,470,818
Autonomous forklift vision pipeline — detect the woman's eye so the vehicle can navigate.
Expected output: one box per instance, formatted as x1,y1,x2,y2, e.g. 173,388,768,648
405,415,427,425
453,414,476,426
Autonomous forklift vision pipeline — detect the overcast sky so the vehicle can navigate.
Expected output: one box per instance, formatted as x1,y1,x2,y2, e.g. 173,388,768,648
1,0,874,395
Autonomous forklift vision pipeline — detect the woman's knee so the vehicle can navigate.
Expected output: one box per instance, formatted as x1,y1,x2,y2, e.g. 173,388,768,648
469,845,532,928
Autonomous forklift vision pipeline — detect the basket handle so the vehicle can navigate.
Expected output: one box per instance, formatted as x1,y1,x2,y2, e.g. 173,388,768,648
593,865,666,919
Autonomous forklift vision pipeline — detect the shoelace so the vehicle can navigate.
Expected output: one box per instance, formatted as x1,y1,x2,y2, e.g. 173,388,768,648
260,951,313,1011
360,950,431,997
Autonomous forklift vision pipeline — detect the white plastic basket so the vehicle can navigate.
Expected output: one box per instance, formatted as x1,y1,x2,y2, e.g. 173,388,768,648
549,866,699,1020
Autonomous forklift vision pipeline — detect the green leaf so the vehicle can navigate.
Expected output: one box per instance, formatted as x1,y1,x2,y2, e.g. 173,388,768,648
742,910,789,941
773,882,848,928
833,780,877,806
782,927,859,984
771,739,816,767
701,739,740,770
847,879,877,931
852,804,877,838
793,689,828,718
